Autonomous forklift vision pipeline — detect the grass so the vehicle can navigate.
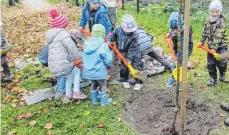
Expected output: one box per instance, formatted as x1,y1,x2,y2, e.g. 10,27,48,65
1,2,229,135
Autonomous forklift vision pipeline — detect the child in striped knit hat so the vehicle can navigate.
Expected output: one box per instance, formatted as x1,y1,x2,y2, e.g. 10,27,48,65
46,9,87,100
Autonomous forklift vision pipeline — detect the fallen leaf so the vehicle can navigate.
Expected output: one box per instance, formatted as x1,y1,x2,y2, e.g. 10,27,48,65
44,123,53,129
16,112,33,120
19,96,25,102
29,120,37,126
11,103,17,108
46,130,52,135
43,108,48,113
219,113,225,117
79,123,85,128
107,88,112,93
18,101,25,107
0,104,6,109
7,84,13,90
117,117,122,122
11,99,18,103
7,130,16,135
98,122,104,128
5,95,12,102
112,101,118,106
84,111,90,116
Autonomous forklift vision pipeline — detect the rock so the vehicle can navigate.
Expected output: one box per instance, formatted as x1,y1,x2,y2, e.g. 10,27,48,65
14,58,28,71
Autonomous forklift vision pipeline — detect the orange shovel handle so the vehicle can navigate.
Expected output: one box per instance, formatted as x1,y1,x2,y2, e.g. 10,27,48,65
197,45,215,55
164,36,177,62
108,43,130,66
81,28,92,37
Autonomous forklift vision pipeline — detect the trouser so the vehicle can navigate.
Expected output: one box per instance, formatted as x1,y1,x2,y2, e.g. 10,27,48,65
91,80,107,92
57,68,81,97
56,77,66,92
147,49,170,68
120,53,142,84
207,47,228,80
1,54,10,78
107,7,117,31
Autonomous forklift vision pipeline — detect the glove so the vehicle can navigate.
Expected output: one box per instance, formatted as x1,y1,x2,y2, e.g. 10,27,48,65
197,42,204,48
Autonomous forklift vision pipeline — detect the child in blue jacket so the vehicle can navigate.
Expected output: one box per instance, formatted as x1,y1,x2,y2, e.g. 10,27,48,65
82,24,113,106
79,0,112,36
166,11,194,89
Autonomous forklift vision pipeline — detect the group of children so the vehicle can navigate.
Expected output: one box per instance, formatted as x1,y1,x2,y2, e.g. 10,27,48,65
1,0,228,106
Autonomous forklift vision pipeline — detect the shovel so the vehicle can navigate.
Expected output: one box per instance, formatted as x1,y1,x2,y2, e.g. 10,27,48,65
80,28,148,82
197,44,229,61
108,42,148,82
164,36,189,81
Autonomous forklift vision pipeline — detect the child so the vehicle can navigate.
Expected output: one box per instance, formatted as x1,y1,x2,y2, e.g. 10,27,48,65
101,0,122,31
107,14,143,91
82,24,113,106
199,0,228,86
166,11,194,88
136,27,173,71
1,21,12,82
47,9,87,99
79,0,112,36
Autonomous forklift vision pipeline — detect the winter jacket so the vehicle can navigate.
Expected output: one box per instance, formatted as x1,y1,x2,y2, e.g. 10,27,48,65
107,26,140,63
136,27,153,55
200,14,227,50
82,37,112,80
1,31,11,56
46,28,81,76
79,2,112,35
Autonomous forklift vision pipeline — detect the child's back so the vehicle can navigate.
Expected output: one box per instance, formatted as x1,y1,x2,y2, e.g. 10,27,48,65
83,24,113,106
82,36,112,80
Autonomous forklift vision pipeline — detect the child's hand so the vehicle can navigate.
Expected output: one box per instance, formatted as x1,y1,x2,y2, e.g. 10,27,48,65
74,59,83,65
211,49,216,53
197,42,204,48
165,33,171,38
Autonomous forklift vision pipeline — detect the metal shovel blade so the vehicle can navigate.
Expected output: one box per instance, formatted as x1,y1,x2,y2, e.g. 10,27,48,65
136,70,148,82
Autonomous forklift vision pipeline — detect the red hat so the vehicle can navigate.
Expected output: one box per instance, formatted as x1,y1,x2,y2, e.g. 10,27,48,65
49,9,69,28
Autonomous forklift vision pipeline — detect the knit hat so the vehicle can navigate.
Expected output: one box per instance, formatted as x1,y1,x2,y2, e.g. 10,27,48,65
92,24,105,38
89,0,100,4
209,0,223,13
169,12,184,29
69,29,82,41
49,9,69,28
121,14,137,33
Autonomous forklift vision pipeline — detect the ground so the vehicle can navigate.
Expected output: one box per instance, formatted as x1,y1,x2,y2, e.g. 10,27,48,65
1,0,229,135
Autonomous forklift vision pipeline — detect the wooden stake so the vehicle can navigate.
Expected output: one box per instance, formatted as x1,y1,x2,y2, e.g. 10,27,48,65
180,0,190,134
172,0,183,132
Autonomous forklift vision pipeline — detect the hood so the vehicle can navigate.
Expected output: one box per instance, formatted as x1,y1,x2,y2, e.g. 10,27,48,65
84,37,104,54
45,28,69,44
85,2,108,13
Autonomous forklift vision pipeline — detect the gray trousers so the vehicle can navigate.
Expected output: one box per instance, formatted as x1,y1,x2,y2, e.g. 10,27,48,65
91,80,107,92
107,7,117,31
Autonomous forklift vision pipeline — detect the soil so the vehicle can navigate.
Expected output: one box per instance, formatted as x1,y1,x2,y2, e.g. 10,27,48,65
122,90,220,135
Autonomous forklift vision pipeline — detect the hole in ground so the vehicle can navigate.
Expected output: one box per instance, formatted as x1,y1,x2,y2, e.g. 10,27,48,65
122,91,220,135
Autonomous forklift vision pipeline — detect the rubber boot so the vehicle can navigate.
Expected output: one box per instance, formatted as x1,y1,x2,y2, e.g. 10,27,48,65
2,64,11,82
99,91,112,106
219,67,229,83
207,77,217,86
91,90,99,104
166,75,176,87
220,103,229,112
225,118,229,127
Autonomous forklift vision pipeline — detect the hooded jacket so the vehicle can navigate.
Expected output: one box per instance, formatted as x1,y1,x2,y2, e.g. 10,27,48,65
82,37,112,80
79,2,112,35
47,28,81,76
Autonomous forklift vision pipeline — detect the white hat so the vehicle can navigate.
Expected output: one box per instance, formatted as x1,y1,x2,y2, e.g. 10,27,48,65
209,0,223,13
121,14,137,33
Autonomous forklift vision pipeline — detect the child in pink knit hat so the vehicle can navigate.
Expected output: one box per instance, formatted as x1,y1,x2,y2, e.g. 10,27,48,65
45,9,87,100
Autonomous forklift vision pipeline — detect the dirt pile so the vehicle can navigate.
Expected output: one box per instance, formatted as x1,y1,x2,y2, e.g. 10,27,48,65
123,90,220,135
